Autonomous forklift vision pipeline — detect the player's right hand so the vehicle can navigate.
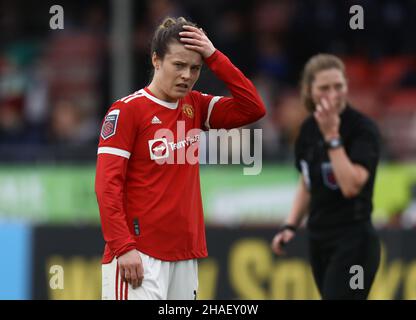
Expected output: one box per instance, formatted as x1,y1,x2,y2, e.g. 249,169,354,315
117,249,144,289
271,230,295,256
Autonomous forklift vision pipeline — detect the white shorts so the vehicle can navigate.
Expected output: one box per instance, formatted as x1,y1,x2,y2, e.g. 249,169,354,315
101,251,198,300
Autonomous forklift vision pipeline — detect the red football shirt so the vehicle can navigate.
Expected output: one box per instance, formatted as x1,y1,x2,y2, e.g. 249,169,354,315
95,50,266,263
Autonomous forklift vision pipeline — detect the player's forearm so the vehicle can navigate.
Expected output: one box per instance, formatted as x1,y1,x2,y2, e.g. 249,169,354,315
204,50,266,122
95,155,137,256
96,192,137,257
285,178,310,228
327,147,368,198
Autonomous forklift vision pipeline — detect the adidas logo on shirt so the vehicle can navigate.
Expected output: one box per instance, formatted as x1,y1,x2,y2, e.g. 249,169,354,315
151,116,162,124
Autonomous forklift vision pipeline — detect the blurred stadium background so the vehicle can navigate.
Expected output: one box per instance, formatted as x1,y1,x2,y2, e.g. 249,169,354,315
0,0,416,299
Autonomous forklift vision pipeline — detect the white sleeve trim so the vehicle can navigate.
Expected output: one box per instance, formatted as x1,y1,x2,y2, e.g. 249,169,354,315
97,147,131,159
205,96,221,129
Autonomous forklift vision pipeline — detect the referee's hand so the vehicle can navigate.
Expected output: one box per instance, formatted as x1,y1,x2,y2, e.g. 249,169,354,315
271,230,295,256
118,249,144,289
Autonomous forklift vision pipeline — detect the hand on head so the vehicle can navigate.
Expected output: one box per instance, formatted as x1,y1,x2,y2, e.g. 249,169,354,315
179,25,216,59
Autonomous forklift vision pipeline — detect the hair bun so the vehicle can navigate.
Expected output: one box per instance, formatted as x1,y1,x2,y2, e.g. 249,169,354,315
162,17,176,29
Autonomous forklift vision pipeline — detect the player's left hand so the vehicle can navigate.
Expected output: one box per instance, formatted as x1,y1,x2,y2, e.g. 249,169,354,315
314,97,341,141
179,25,216,59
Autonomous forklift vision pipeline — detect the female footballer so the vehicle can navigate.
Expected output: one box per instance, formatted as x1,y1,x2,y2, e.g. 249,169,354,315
96,17,266,300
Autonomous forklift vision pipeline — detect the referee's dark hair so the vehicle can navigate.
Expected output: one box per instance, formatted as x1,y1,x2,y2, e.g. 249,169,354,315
300,54,346,112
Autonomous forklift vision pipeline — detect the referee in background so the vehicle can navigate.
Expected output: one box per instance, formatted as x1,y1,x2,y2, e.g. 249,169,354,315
271,54,381,300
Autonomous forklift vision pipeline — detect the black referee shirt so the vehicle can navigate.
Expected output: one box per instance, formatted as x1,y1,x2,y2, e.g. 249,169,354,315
295,105,381,230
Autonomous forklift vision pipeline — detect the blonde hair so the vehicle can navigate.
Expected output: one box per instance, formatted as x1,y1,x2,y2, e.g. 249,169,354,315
300,54,346,112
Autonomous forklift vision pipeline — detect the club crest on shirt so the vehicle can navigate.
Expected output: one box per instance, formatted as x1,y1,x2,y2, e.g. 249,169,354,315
182,104,194,118
101,109,120,139
321,162,339,190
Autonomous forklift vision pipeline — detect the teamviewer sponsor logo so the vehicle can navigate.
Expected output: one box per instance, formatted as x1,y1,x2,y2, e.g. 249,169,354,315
150,121,262,174
149,138,169,160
